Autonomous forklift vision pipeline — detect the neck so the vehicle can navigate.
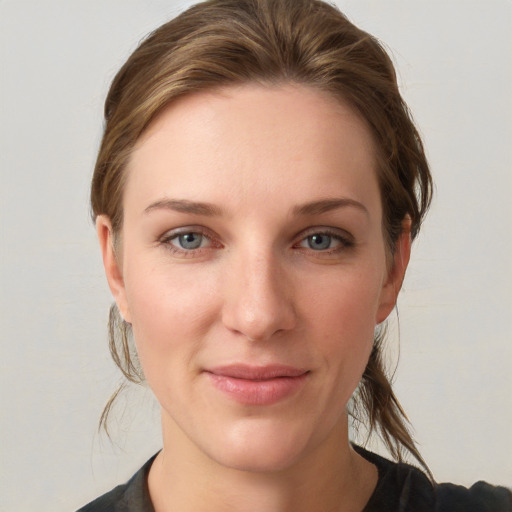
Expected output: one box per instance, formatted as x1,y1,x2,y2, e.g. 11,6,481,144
148,411,377,512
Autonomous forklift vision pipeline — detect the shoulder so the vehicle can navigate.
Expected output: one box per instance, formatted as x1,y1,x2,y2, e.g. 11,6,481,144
357,445,436,511
76,484,127,512
435,480,512,512
76,454,157,512
354,445,512,512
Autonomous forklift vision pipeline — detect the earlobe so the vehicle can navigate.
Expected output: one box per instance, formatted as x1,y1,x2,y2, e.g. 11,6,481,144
96,215,132,323
375,219,412,324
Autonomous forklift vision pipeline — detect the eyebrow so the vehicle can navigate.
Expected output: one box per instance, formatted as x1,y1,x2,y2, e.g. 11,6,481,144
293,198,369,216
143,197,368,218
144,199,223,216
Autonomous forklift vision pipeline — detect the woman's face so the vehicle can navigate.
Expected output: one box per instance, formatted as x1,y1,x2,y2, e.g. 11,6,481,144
98,84,409,472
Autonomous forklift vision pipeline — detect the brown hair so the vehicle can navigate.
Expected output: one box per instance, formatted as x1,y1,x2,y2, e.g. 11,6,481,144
91,0,433,473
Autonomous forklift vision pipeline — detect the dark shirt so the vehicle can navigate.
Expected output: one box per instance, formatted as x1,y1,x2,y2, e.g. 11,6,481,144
77,446,512,511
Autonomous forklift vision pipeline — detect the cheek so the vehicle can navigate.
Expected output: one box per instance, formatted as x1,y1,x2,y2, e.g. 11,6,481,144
123,260,220,382
320,297,376,373
304,264,384,387
309,265,384,337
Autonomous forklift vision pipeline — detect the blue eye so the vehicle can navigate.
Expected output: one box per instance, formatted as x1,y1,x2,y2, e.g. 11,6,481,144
173,232,206,250
180,232,202,249
159,227,222,258
296,230,352,253
306,234,334,250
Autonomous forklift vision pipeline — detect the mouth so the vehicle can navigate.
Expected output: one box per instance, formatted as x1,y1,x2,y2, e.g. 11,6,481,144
204,364,310,406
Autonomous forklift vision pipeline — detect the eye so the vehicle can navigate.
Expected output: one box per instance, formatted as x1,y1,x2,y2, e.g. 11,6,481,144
172,232,208,250
159,227,220,257
302,233,337,251
295,229,354,253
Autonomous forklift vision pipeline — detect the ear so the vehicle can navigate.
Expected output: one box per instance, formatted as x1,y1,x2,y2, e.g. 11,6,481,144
375,218,412,324
96,215,132,323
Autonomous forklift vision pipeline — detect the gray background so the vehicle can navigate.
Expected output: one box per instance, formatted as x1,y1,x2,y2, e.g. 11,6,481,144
1,1,511,511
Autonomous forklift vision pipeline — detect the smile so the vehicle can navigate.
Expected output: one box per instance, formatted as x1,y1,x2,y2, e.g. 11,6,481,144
205,365,310,406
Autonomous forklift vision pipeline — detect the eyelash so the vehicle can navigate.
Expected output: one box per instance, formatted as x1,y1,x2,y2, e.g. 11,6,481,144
158,227,354,257
159,227,220,258
294,228,354,254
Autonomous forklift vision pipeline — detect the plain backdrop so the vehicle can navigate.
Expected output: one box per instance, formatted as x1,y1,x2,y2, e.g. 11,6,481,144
0,1,511,511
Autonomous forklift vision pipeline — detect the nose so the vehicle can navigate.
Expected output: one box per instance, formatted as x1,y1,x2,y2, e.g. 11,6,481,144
221,249,297,341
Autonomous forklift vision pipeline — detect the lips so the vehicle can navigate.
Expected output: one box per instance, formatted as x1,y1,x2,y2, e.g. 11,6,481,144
205,364,309,406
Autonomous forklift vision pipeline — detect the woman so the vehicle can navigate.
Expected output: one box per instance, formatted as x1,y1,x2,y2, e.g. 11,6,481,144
78,0,511,510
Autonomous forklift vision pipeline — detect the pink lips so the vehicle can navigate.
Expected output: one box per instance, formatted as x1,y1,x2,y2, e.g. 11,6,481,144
205,364,309,406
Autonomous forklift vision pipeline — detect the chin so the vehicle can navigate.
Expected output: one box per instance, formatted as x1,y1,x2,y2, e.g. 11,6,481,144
212,446,303,474
203,419,319,474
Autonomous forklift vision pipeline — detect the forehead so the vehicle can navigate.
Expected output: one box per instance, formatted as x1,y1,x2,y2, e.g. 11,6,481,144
125,83,380,219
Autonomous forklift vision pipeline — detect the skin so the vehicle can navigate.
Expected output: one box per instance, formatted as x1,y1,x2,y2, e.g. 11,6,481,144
97,84,411,512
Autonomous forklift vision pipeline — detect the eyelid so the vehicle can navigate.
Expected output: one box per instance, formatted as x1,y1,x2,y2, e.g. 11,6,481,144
295,226,354,244
293,226,355,253
159,224,216,239
158,226,223,255
157,225,354,255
